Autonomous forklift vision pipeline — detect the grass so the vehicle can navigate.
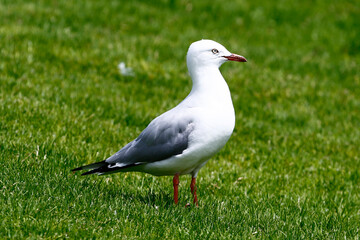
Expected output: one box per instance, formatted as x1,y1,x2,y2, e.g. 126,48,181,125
1,0,359,238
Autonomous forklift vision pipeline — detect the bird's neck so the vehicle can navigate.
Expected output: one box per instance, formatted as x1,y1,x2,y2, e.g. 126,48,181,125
190,67,228,93
187,66,233,106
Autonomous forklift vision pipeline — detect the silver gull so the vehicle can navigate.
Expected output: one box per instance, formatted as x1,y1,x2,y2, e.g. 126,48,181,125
72,39,247,205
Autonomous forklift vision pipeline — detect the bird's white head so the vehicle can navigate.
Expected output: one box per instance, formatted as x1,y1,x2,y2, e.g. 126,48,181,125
186,39,247,74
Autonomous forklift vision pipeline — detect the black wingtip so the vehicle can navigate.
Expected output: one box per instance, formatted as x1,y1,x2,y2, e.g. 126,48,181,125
81,171,97,176
72,161,142,176
71,160,107,173
80,166,106,176
71,166,84,172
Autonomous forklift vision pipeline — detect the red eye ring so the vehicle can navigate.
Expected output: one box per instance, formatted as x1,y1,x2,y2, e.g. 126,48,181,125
211,49,219,54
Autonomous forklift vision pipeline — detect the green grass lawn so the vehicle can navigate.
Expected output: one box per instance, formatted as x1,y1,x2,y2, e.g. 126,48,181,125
1,0,359,238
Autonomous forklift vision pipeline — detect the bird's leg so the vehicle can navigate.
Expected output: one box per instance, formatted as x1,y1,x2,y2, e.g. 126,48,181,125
173,173,180,204
190,177,198,206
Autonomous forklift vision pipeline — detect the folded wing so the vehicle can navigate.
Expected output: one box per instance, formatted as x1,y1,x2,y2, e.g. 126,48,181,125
72,113,194,175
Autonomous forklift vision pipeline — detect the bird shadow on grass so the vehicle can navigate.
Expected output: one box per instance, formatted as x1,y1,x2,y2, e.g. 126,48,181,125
89,178,176,207
123,189,173,206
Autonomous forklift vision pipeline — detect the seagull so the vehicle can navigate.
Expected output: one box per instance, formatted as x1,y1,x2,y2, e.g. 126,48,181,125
72,39,247,206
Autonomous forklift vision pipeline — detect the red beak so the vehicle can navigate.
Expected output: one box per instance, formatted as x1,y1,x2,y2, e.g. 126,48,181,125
223,54,247,62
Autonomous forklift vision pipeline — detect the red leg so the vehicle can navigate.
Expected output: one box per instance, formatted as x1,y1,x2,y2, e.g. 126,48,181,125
173,173,180,204
190,177,198,206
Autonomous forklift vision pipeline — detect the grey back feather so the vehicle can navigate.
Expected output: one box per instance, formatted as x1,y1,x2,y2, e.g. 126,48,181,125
105,112,194,166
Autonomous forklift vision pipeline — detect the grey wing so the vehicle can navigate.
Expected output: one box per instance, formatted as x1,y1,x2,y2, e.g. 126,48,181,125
72,110,195,176
105,115,195,168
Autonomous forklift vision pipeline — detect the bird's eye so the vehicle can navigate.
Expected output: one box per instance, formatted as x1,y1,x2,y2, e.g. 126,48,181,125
211,48,219,54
